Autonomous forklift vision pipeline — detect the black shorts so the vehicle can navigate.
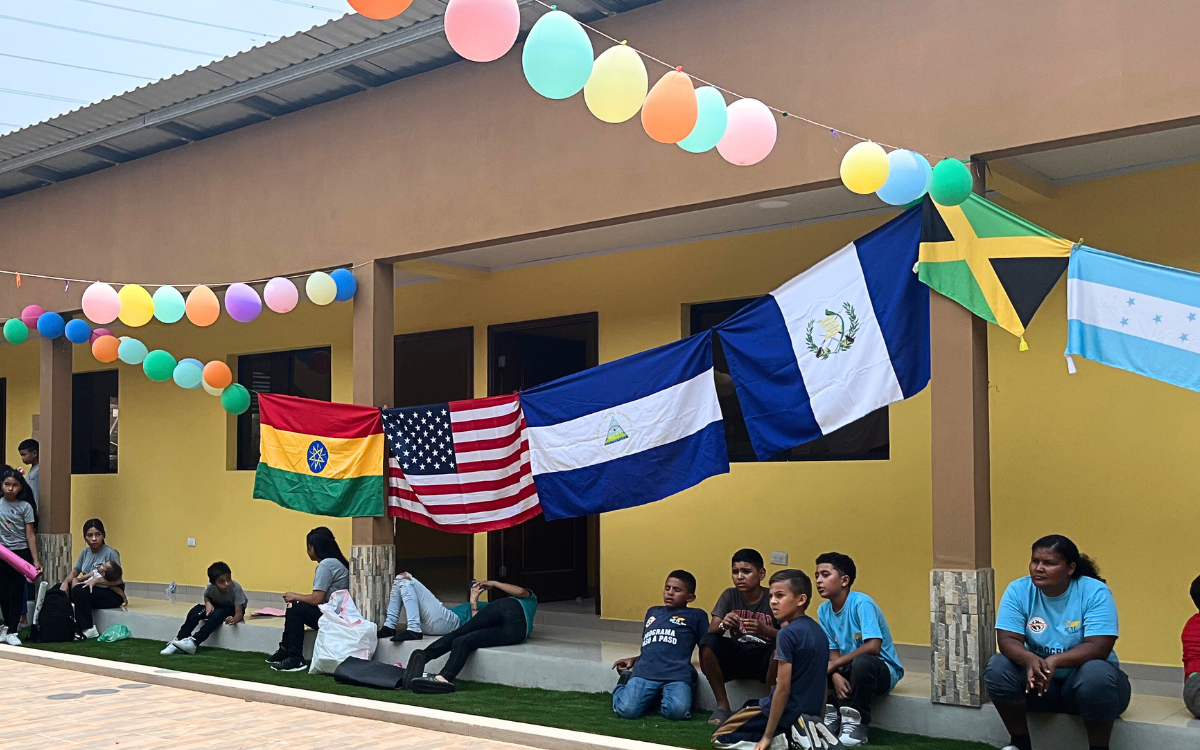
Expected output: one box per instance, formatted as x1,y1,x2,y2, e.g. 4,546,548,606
701,631,775,683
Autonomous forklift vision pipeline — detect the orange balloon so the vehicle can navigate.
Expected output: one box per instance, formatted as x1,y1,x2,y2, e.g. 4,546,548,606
91,335,120,363
186,285,220,327
203,361,233,389
641,69,699,144
347,0,412,20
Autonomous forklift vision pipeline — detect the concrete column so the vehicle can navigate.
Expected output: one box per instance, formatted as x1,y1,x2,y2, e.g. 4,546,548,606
350,261,395,626
928,160,996,707
37,335,74,586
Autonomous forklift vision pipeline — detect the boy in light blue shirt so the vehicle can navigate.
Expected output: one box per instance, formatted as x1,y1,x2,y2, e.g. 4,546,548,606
814,552,904,747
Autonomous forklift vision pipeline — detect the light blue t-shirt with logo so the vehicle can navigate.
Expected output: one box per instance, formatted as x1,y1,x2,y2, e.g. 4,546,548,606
996,575,1119,678
817,591,905,690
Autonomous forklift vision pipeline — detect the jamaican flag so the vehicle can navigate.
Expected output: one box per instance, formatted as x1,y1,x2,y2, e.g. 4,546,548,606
253,394,384,517
919,194,1073,341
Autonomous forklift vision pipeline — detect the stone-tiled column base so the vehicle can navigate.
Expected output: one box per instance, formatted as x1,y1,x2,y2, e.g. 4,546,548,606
931,567,996,706
350,543,395,628
36,533,72,589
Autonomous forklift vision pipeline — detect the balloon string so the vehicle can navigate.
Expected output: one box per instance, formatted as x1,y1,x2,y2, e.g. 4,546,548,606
0,259,371,291
530,0,919,155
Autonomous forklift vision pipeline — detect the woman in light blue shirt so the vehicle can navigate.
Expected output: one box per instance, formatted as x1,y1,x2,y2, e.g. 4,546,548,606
984,535,1130,750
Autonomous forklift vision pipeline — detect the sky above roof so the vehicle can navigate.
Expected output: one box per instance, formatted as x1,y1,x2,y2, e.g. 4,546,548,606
0,0,350,136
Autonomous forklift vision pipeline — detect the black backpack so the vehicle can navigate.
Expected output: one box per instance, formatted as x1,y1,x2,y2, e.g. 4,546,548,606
32,589,80,643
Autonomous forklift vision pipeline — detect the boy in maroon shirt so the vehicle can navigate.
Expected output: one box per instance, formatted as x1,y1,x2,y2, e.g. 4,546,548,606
1184,575,1200,718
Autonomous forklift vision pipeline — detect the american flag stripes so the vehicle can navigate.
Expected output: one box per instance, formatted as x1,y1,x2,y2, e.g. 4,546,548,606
383,394,541,533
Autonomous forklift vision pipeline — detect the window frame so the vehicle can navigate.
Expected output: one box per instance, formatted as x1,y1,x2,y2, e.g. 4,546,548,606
234,346,333,471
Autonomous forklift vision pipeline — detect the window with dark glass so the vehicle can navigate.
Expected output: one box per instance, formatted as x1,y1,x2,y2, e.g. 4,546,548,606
690,299,889,462
235,347,332,470
73,370,118,474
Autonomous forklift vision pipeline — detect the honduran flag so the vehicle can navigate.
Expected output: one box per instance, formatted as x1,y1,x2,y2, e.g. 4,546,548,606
253,394,385,518
520,331,729,521
716,207,930,461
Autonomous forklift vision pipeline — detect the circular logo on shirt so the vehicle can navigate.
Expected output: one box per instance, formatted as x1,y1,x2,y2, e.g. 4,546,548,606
307,440,329,473
1027,617,1047,634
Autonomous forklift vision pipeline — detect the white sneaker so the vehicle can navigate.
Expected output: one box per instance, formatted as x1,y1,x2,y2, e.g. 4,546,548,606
173,637,197,655
5,633,22,646
0,625,8,638
82,627,100,639
839,706,868,746
823,703,842,735
160,642,179,655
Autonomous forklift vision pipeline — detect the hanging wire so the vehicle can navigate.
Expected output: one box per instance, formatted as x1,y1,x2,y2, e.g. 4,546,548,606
0,260,371,292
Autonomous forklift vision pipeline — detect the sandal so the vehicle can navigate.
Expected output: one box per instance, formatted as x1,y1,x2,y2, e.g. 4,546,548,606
410,676,456,694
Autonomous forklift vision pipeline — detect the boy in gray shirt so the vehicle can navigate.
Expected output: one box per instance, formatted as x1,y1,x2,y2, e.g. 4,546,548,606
162,561,247,655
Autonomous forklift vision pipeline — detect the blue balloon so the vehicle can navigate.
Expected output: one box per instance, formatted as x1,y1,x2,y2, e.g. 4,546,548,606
63,318,92,344
876,149,929,206
916,152,933,195
522,10,593,100
178,358,204,389
172,360,204,389
330,268,357,302
36,311,65,339
677,86,728,154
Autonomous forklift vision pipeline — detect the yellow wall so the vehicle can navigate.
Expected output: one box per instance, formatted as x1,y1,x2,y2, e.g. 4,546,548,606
0,342,39,468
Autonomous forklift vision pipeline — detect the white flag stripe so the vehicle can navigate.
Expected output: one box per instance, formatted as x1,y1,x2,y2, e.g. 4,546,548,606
1069,278,1200,354
527,369,722,475
455,438,526,465
389,471,537,505
772,241,903,434
453,417,522,443
389,493,542,525
397,451,531,486
450,399,521,423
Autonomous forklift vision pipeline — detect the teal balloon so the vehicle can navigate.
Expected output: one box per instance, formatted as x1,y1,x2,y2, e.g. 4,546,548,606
876,149,928,206
221,383,251,415
930,158,974,206
143,350,177,382
3,318,28,345
677,86,728,154
172,359,203,389
522,10,593,100
117,337,148,365
152,285,186,324
916,152,933,195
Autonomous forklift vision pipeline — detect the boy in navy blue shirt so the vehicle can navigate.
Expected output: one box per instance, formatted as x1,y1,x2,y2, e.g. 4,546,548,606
713,569,834,750
612,570,709,721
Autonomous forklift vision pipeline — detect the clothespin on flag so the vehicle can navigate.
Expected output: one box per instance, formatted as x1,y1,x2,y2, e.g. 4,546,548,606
1065,354,1077,375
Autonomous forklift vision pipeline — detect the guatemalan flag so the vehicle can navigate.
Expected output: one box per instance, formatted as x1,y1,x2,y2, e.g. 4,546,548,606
520,332,729,521
716,207,930,461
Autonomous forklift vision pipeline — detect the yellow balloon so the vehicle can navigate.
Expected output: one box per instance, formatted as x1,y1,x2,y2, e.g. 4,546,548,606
840,141,891,195
306,272,337,306
117,283,155,327
584,44,648,124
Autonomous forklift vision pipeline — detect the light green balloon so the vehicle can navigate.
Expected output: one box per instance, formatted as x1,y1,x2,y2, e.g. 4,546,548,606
3,318,28,345
152,285,186,324
677,86,728,154
117,338,148,365
930,158,974,206
221,383,251,415
142,349,177,382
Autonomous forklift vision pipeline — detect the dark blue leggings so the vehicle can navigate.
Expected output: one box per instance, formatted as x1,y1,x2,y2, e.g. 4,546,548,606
984,652,1131,722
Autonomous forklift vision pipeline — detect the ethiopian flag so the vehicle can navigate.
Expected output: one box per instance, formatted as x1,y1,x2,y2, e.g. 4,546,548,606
253,394,384,517
918,194,1074,340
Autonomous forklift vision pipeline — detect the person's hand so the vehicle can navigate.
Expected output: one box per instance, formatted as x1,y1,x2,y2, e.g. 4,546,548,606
33,562,42,574
753,737,773,750
477,581,496,591
722,612,743,631
832,671,852,701
282,592,298,603
1025,655,1051,694
204,602,214,616
612,657,635,671
225,615,240,625
742,618,761,635
469,583,483,603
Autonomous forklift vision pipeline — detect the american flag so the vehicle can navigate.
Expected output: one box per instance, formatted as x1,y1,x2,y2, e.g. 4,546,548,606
383,394,541,533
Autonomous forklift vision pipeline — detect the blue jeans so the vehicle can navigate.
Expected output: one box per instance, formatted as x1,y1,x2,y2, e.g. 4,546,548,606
613,676,692,720
984,652,1131,722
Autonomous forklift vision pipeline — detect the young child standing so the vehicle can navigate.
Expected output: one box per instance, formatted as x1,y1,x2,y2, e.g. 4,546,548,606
0,470,41,645
712,569,831,750
1184,574,1200,719
612,570,709,721
162,561,247,655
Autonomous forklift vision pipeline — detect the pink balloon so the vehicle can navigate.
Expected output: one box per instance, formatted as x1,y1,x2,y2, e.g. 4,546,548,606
263,277,298,314
89,327,113,344
20,305,44,328
81,282,121,325
224,283,262,323
716,98,778,167
445,0,521,63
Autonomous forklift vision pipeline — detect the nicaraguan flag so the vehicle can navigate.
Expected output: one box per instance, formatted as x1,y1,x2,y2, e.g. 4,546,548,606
1067,246,1200,390
520,331,729,521
715,207,930,461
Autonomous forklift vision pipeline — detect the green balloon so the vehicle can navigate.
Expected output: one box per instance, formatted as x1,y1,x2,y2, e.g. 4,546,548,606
3,318,28,345
142,349,177,382
929,159,974,206
221,383,251,415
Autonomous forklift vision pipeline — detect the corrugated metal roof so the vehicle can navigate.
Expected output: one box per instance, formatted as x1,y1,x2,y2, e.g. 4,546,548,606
0,0,662,199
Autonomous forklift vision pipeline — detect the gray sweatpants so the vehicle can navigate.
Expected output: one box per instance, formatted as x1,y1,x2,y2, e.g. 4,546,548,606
1185,672,1200,719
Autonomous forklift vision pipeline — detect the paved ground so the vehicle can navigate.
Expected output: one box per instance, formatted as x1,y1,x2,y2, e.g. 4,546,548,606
0,659,530,750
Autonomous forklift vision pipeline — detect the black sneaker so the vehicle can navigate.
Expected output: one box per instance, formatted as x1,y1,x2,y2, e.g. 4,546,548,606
403,649,427,688
271,656,307,672
377,626,396,639
390,630,424,642
265,648,288,664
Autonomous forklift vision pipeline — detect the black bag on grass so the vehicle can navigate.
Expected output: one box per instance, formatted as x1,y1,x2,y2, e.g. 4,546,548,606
32,588,80,643
333,656,406,690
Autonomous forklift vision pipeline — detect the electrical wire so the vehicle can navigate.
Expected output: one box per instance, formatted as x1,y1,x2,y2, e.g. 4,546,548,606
262,0,344,13
0,260,370,293
0,52,153,80
65,0,280,39
0,87,90,104
0,14,218,56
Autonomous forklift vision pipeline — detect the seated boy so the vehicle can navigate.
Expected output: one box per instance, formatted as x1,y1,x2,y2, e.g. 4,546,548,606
702,548,780,725
1184,575,1200,719
814,552,904,747
162,561,246,655
611,570,708,721
712,569,832,750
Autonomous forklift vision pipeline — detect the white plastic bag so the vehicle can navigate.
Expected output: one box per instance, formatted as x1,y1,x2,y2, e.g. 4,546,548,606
308,590,377,674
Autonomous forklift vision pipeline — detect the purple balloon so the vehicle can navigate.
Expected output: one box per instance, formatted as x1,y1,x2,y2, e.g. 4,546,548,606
224,283,262,323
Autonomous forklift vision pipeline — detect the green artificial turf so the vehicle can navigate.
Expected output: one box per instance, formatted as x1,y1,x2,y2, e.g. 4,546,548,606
22,635,993,750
